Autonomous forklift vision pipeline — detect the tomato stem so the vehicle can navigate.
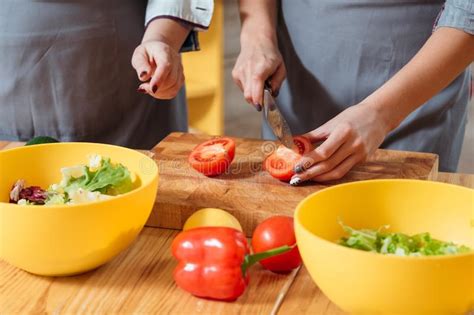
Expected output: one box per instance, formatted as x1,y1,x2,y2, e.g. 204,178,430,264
241,245,295,275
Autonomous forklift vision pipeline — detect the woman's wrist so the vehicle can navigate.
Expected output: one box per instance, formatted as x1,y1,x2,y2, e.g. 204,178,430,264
239,0,278,47
362,93,403,134
240,23,278,49
241,20,276,42
143,18,191,52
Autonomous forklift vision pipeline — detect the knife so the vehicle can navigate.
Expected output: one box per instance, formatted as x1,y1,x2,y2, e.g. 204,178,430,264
263,82,294,149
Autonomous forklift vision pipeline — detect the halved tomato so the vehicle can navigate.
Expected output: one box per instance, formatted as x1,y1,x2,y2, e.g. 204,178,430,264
292,136,312,155
188,137,236,176
264,136,312,182
264,146,301,182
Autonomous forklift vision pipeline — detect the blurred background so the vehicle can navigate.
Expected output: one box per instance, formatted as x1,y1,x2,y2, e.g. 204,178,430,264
184,0,473,173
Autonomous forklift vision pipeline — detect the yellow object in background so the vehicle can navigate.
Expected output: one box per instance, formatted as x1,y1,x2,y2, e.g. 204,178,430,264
183,0,224,135
183,208,242,231
0,143,158,276
294,179,474,315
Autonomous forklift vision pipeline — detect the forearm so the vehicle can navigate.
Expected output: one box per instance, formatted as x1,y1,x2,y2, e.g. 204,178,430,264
239,0,278,44
365,27,474,131
142,18,191,52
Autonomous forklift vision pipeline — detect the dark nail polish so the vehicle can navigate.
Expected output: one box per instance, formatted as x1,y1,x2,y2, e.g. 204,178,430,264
137,88,147,94
152,85,158,93
295,165,304,174
140,71,147,78
255,104,262,112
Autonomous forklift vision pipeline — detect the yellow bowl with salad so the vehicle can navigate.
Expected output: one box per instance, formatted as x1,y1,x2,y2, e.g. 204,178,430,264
294,179,473,315
0,142,158,276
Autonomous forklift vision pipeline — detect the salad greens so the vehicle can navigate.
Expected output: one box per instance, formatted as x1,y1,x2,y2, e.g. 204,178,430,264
9,154,134,205
338,221,471,256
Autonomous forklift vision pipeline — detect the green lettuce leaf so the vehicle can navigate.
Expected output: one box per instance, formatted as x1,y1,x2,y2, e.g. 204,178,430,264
338,221,471,256
61,158,132,196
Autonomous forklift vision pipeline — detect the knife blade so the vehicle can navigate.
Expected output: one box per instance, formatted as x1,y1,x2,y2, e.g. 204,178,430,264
263,84,294,149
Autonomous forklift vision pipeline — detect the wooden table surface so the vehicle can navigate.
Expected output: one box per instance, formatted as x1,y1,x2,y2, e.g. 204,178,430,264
1,141,472,314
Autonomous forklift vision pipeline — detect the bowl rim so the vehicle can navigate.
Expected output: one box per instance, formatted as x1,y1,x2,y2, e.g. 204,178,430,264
0,142,159,209
294,179,474,261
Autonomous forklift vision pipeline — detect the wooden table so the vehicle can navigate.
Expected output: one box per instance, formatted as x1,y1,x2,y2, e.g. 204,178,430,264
1,141,472,314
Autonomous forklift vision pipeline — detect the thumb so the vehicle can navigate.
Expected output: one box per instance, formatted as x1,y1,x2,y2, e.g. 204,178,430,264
131,45,153,82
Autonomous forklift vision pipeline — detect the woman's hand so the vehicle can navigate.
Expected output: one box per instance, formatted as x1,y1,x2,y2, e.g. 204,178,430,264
132,40,184,100
232,35,286,111
131,18,190,100
291,103,391,184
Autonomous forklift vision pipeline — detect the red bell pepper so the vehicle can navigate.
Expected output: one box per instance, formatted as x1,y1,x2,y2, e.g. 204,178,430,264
171,226,293,301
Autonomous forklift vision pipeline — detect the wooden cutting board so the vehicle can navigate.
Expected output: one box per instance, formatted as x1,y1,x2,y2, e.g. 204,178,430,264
147,132,439,235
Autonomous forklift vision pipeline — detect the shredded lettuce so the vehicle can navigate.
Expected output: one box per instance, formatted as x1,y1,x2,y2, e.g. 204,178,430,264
338,221,471,256
45,192,67,205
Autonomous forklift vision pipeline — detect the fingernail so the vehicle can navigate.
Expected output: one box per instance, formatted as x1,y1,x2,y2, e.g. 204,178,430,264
255,104,262,112
290,177,302,186
140,71,147,78
295,165,304,174
274,89,280,97
152,85,158,93
137,88,147,94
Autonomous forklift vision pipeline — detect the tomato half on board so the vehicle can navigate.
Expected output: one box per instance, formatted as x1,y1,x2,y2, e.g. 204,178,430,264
188,137,236,176
251,216,302,273
264,146,301,182
264,136,312,182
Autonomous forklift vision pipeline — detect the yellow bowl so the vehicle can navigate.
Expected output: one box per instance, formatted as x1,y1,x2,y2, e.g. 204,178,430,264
0,143,158,276
294,180,474,315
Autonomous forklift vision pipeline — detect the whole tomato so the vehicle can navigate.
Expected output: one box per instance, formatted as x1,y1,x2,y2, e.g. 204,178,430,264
251,216,302,273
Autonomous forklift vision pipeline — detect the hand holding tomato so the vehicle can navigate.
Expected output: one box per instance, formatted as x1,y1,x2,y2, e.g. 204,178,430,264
292,104,389,183
251,215,302,273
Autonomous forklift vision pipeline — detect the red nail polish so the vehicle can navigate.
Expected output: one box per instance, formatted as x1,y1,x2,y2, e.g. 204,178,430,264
137,88,147,94
152,85,158,93
140,71,147,78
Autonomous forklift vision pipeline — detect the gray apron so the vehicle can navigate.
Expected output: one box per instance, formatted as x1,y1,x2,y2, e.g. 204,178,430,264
0,0,188,149
269,0,470,172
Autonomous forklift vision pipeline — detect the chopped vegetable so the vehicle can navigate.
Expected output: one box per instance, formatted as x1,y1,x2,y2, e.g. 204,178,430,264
338,221,471,256
60,157,132,196
264,136,313,182
188,137,236,176
10,180,47,205
9,154,133,206
292,136,313,155
264,146,301,182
